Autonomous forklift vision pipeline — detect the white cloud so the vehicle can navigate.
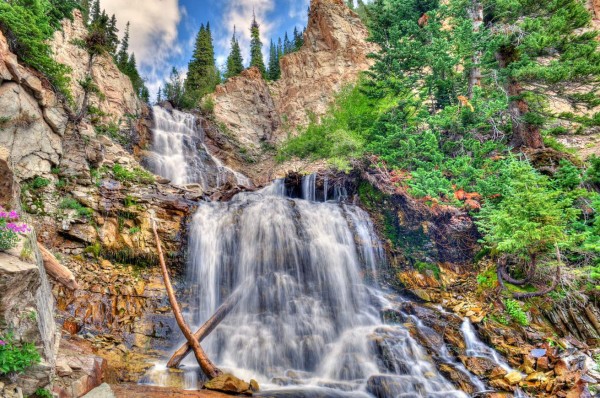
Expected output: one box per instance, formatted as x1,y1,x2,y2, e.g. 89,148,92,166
100,0,184,97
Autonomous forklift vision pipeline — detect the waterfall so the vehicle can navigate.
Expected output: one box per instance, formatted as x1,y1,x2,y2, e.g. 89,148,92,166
175,180,471,397
147,106,251,189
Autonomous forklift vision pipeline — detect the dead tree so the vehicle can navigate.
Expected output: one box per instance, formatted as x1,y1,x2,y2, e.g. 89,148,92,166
151,216,222,379
167,284,246,368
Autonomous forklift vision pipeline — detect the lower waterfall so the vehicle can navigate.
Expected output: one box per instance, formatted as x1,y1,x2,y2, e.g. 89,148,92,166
147,177,507,397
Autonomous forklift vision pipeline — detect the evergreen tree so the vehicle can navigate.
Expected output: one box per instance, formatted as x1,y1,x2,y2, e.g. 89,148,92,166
164,67,186,108
249,13,266,77
185,22,220,102
80,0,90,24
116,22,130,68
293,27,304,51
90,0,100,23
267,40,280,81
283,32,292,55
157,86,163,103
107,14,119,55
277,38,284,59
140,85,150,103
481,0,600,149
225,27,244,79
346,0,354,10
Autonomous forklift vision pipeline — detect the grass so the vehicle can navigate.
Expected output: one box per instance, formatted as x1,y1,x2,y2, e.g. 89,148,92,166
59,198,93,219
112,165,155,185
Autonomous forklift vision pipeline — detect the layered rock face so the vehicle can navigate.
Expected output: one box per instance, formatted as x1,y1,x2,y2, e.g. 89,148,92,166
51,10,141,123
212,0,376,154
271,0,377,128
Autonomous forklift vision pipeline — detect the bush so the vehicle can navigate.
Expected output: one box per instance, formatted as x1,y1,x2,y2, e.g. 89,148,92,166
112,165,155,185
503,299,529,326
30,177,51,190
59,198,93,219
0,333,41,375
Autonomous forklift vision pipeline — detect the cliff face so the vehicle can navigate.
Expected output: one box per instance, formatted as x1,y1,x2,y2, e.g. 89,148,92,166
271,0,377,129
212,0,376,155
50,10,141,123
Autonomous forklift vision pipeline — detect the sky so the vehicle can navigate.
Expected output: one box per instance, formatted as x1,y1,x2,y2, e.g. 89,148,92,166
101,0,312,98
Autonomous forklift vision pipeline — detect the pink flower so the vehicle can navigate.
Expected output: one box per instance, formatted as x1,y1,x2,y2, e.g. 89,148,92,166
5,223,29,234
0,340,6,346
0,212,7,219
8,211,19,220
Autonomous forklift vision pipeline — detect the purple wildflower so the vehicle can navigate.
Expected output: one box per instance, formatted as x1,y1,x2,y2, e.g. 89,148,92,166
8,211,19,220
0,340,6,346
0,212,7,219
5,223,29,234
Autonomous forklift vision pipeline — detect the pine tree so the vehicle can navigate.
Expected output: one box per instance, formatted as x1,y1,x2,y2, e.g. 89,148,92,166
90,0,100,23
346,0,354,10
481,0,600,149
107,14,119,55
140,85,150,103
225,27,244,79
267,40,280,81
293,27,303,51
164,67,185,108
185,22,220,102
277,38,283,59
80,0,90,24
249,13,266,77
283,32,292,55
157,86,163,103
116,22,130,68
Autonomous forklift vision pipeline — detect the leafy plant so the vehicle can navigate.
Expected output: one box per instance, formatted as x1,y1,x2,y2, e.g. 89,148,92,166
59,198,93,219
0,332,41,375
503,299,529,326
112,165,155,185
32,388,53,398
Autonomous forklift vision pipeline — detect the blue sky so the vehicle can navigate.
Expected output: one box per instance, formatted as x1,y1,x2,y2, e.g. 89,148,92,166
101,0,311,98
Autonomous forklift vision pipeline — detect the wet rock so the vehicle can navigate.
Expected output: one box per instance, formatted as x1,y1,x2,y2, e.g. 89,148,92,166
366,375,424,398
82,383,115,398
438,363,478,393
203,374,256,395
460,356,505,378
504,371,523,385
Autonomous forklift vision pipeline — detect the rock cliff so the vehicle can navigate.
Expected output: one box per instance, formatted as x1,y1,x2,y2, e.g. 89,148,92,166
212,0,376,155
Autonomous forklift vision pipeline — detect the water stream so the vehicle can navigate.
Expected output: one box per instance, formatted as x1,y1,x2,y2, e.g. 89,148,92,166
144,118,517,396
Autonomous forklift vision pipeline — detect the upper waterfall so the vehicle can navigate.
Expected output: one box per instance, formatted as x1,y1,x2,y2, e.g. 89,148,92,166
146,106,251,189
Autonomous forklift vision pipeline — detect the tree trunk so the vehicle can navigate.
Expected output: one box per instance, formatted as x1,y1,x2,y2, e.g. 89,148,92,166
151,217,222,379
512,247,562,299
468,1,483,98
507,80,544,149
495,46,544,149
39,244,79,291
167,284,247,368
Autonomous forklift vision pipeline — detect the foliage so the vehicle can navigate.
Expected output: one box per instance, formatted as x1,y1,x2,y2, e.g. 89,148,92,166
0,332,41,375
0,208,28,252
59,198,93,219
503,299,529,326
163,67,189,109
32,388,53,398
185,23,220,104
225,28,244,79
112,164,155,185
476,160,576,263
30,177,51,190
249,15,266,77
415,262,441,280
0,0,76,99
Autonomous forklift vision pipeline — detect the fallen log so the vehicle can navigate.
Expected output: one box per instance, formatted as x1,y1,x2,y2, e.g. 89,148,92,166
38,244,79,291
167,283,247,368
151,214,222,379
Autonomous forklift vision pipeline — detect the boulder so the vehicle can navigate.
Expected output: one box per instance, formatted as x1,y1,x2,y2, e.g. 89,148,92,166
203,374,258,395
82,383,115,398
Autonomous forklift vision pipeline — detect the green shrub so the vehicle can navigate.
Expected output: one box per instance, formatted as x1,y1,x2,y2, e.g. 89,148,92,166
32,388,53,398
0,332,41,375
112,165,155,185
30,177,51,190
59,198,93,218
414,262,441,280
503,299,529,326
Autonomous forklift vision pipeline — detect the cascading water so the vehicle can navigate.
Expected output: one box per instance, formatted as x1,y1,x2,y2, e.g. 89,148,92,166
171,178,472,397
147,106,251,189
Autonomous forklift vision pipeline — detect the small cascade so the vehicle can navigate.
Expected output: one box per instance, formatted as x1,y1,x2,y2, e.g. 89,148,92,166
461,318,513,372
147,106,251,189
300,173,348,202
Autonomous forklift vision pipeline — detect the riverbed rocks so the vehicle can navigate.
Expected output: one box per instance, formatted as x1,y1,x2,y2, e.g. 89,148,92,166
203,374,258,396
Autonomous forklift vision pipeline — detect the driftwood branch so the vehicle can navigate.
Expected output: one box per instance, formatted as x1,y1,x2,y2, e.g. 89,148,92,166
167,284,247,368
151,215,222,379
39,244,79,291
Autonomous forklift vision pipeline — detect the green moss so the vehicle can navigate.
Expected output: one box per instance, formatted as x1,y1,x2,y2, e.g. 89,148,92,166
414,261,441,280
